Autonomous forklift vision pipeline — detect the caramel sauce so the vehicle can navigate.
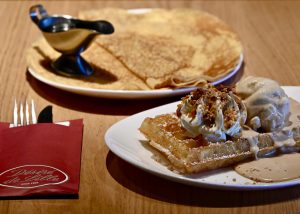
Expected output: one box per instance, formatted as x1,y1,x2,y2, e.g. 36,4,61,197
235,98,300,182
235,153,300,182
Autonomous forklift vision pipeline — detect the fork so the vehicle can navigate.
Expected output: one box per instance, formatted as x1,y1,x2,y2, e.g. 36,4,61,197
12,100,37,127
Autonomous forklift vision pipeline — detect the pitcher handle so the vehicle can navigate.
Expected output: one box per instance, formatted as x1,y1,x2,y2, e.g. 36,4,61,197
29,4,48,25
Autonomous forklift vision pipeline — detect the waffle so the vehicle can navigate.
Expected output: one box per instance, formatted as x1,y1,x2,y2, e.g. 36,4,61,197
139,99,300,174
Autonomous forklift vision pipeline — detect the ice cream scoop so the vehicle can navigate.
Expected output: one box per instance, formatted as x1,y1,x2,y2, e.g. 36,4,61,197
236,76,290,132
176,85,247,142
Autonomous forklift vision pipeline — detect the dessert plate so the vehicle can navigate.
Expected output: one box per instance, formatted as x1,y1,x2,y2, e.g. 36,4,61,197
105,86,300,190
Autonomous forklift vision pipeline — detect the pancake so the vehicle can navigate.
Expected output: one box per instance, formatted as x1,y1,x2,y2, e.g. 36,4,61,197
80,8,242,89
27,8,242,91
93,31,195,89
27,38,150,90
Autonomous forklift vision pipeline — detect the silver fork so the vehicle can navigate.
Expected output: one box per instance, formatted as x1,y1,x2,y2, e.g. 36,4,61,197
12,100,37,127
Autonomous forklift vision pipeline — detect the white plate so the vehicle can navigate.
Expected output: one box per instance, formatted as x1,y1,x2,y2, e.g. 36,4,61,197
28,8,244,99
105,86,300,190
28,54,243,99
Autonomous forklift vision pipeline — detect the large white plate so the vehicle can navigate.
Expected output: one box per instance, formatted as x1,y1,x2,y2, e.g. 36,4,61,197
28,54,243,99
105,86,300,190
28,8,243,99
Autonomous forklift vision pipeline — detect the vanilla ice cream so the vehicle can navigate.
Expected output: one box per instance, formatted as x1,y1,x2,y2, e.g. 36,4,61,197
236,76,290,132
176,85,247,142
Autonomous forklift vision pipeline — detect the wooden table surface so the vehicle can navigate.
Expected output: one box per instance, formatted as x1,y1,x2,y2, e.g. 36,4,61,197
1,1,300,213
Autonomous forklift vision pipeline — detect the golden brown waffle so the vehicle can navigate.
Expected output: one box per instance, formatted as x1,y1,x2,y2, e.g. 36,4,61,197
139,100,300,173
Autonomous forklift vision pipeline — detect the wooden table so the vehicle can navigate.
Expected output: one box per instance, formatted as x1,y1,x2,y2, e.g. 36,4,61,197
1,1,300,213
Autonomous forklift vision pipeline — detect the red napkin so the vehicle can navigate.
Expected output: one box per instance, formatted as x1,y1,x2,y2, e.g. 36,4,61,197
0,120,83,197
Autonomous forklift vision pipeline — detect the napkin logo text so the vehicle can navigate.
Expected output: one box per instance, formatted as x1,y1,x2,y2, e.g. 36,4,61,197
0,165,69,188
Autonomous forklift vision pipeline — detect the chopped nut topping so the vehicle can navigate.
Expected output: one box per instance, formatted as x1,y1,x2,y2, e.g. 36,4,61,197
176,83,245,142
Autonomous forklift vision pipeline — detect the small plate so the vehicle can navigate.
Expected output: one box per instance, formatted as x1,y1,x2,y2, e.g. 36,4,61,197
105,86,300,190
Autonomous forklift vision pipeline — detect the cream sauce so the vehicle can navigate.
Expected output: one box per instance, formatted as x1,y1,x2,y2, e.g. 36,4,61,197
271,129,295,148
242,128,260,159
235,153,300,182
235,99,300,182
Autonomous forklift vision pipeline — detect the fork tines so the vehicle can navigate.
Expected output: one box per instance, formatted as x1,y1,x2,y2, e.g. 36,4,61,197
13,100,37,127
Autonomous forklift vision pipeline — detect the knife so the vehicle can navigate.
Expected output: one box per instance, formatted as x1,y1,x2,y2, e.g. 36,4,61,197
37,105,53,123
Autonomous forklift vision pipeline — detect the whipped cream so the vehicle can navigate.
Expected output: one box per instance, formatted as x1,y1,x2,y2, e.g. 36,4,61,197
236,76,290,132
177,85,247,142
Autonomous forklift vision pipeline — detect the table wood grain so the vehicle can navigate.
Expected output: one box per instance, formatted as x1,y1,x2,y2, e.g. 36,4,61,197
0,1,300,213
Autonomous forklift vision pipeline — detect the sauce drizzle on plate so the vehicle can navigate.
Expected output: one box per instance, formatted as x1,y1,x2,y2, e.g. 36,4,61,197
235,153,300,182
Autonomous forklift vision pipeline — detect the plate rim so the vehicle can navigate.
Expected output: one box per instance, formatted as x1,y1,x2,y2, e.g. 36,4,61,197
104,86,300,190
27,53,243,99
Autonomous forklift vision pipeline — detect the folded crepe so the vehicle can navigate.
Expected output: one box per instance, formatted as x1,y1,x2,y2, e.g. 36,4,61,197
27,38,150,90
80,8,242,89
26,8,242,91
